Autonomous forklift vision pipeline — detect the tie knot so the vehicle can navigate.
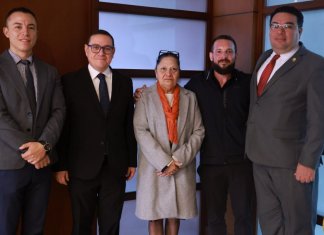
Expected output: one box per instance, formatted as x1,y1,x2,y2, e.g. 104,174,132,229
97,73,105,81
20,60,31,66
271,54,280,62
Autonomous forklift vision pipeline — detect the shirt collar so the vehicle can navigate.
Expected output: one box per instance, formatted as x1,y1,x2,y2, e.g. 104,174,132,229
88,64,112,81
270,45,299,60
8,49,33,64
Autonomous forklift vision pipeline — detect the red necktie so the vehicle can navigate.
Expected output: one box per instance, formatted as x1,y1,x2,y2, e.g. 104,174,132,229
257,54,280,96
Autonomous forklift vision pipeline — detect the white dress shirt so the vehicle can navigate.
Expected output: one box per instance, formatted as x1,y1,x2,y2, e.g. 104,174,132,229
257,46,299,84
88,64,112,100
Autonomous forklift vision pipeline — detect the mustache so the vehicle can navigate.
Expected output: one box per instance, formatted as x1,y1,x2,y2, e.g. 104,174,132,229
218,59,231,63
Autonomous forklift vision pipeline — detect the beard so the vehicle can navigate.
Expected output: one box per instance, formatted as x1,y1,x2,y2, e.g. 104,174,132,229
212,60,235,75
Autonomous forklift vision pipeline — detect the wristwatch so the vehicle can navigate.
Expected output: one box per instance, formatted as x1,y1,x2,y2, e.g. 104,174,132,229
39,141,52,153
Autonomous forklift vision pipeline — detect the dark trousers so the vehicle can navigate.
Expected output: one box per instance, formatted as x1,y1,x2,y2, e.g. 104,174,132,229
253,163,318,235
69,160,126,235
200,163,255,235
0,164,51,235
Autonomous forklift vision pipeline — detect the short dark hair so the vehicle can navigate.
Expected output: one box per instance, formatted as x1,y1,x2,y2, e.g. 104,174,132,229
88,29,115,47
4,7,37,26
156,51,180,69
270,6,304,28
210,35,237,53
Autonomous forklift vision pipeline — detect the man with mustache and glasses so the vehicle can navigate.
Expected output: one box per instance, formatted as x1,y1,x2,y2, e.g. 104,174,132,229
185,35,254,235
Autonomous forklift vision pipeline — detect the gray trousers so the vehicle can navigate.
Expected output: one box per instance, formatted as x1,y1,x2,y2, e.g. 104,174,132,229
253,163,318,235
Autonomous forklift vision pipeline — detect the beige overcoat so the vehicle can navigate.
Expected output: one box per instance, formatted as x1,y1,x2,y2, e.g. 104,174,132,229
134,84,205,220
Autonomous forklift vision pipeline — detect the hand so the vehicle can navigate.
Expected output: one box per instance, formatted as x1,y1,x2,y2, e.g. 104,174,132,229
133,85,147,102
294,163,315,183
55,171,69,185
34,155,51,169
157,161,179,177
126,167,136,180
20,142,46,165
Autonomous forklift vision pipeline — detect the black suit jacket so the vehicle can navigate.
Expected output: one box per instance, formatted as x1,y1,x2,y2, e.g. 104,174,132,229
56,66,137,179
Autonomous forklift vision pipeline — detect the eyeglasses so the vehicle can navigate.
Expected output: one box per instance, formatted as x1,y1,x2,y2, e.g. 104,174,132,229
87,44,114,55
270,23,297,30
158,50,180,59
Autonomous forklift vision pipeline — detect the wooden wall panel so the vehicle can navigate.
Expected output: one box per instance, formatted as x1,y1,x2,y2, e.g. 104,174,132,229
213,0,256,16
0,0,91,75
210,0,258,73
211,13,257,73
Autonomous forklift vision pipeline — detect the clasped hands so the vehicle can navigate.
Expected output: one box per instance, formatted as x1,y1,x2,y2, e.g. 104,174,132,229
157,160,181,177
19,142,50,169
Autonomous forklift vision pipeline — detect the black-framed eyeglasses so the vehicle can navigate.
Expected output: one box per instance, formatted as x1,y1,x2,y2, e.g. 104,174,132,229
87,44,115,55
158,50,180,59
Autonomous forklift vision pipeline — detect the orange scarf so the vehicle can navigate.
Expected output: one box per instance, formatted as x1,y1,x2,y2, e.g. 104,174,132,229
157,82,180,144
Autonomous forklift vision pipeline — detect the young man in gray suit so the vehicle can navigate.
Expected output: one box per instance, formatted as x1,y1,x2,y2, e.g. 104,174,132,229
246,6,324,235
0,7,65,234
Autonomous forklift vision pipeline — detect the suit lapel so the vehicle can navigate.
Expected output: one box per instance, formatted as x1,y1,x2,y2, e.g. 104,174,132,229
175,88,189,149
255,50,273,74
252,51,272,99
263,53,301,94
1,51,29,104
151,85,170,148
109,71,121,116
80,67,104,117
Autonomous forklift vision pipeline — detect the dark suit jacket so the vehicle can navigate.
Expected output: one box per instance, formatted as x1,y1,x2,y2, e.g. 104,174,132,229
0,50,66,169
246,43,324,169
56,66,137,180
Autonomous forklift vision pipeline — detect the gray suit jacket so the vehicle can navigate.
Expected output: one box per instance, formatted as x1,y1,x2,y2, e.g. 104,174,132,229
0,50,65,169
246,43,324,169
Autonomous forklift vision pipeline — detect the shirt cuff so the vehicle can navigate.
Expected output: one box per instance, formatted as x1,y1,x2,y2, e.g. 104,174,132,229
172,155,183,167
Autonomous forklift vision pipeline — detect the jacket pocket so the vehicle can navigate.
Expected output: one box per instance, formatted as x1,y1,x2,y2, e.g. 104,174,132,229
273,129,301,140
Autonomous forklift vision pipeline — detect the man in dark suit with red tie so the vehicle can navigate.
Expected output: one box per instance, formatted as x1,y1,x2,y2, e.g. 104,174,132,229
55,30,137,235
246,6,324,235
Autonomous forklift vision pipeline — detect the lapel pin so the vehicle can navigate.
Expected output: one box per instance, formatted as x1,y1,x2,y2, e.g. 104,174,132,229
292,57,297,62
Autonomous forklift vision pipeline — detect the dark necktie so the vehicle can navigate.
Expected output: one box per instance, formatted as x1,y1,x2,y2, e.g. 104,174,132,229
257,54,280,96
97,73,110,116
20,60,36,115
